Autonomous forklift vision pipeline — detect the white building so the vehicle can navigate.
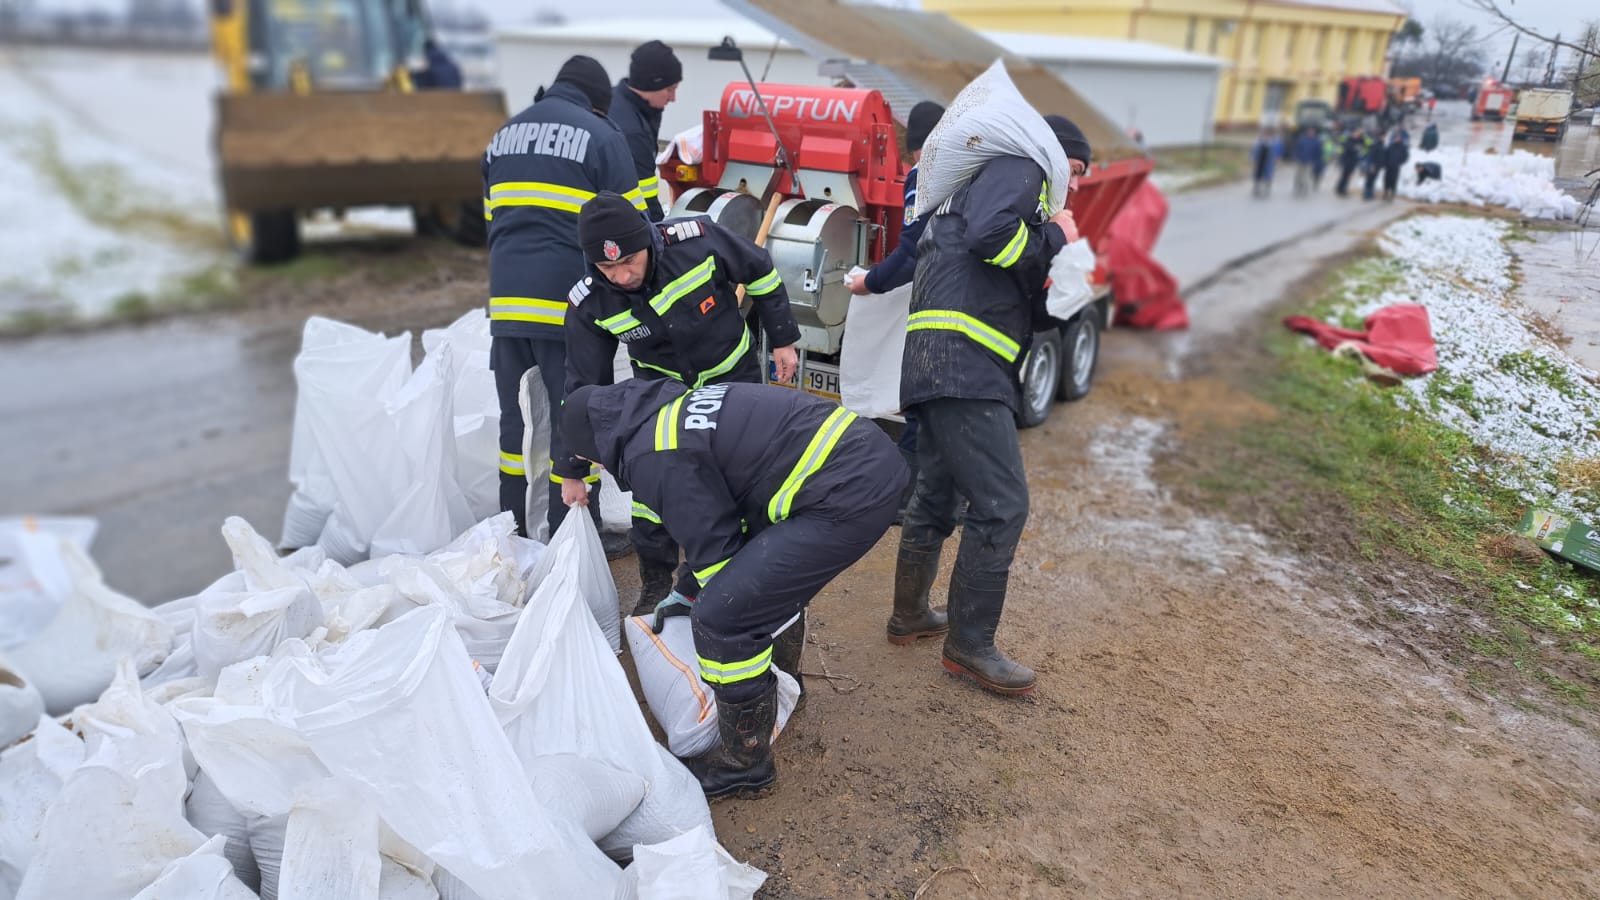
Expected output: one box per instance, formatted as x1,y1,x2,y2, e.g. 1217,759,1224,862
493,16,1223,149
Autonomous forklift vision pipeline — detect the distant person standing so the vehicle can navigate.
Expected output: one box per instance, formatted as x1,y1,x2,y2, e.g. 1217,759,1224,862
1250,127,1282,198
1336,127,1368,197
611,41,683,221
1381,130,1410,201
1361,133,1384,201
1292,126,1321,196
412,39,463,89
1420,121,1439,152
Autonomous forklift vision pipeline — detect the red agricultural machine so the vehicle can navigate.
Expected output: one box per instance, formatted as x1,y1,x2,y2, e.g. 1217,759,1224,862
659,80,1153,427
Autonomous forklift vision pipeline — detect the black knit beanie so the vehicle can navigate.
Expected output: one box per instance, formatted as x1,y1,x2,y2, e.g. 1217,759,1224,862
629,40,683,91
578,192,653,264
1045,114,1092,167
556,55,612,114
905,101,944,152
561,385,602,467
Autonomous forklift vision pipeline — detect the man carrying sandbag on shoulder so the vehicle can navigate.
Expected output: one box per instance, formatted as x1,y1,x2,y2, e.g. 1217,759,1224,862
890,86,1092,696
559,378,907,798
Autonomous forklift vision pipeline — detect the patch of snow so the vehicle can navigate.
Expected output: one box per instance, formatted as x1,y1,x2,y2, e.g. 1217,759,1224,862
1399,146,1580,220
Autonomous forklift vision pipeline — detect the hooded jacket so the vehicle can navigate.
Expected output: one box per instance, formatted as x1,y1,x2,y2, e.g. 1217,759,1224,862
482,81,644,341
557,214,802,480
901,155,1067,414
578,379,907,589
610,80,666,220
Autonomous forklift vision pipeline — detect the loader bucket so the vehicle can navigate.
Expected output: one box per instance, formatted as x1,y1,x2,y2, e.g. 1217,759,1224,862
214,89,507,211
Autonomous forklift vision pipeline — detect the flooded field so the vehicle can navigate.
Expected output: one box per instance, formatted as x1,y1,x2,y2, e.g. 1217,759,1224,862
1430,98,1600,199
1515,228,1600,372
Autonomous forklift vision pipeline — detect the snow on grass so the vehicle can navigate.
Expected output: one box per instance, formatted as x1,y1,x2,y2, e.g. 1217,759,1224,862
1399,146,1580,221
1323,214,1600,632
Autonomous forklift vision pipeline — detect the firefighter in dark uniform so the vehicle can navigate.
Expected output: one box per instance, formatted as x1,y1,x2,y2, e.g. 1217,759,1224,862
482,55,644,547
889,115,1092,696
610,41,681,221
560,378,908,797
560,192,801,615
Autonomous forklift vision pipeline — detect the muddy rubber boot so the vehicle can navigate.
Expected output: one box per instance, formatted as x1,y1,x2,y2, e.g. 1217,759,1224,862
599,530,635,561
631,558,676,618
686,684,779,799
771,612,807,712
887,542,949,645
941,575,1035,695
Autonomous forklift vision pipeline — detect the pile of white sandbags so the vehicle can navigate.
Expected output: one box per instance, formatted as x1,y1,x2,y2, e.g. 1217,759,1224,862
0,511,766,900
1401,147,1581,220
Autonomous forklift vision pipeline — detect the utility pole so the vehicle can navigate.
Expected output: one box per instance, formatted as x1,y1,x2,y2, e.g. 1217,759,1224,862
1500,33,1518,83
1543,33,1559,86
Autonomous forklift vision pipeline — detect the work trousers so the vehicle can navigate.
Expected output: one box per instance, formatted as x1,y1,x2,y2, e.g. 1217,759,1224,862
691,425,906,703
491,336,601,539
899,397,1029,588
1336,162,1358,196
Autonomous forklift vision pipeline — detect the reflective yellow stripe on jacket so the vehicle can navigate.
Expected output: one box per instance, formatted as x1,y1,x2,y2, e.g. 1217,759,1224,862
486,181,594,215
498,450,525,476
692,326,751,388
638,175,659,200
598,308,643,336
548,458,601,484
767,406,857,522
489,296,566,326
653,394,688,451
906,310,1020,363
632,500,661,524
693,556,731,586
985,220,1030,268
648,256,716,317
745,267,782,296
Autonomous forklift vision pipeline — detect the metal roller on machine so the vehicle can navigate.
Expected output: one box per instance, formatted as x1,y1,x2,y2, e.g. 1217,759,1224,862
764,199,864,354
668,188,765,242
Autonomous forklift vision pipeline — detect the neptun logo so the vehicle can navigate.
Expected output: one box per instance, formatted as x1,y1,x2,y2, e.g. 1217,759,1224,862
726,90,860,124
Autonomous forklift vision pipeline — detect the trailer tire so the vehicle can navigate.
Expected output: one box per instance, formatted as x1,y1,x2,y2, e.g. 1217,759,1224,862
1016,329,1062,429
246,210,300,265
1058,312,1100,402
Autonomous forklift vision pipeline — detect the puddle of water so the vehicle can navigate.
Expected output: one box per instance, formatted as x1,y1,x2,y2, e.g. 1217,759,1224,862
1431,99,1600,198
1514,230,1600,372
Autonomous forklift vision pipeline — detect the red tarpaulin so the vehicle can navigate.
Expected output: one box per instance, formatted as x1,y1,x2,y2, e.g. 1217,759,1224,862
1101,180,1187,330
1282,304,1439,377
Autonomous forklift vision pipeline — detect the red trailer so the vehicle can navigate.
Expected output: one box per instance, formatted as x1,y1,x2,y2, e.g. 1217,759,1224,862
660,81,1152,427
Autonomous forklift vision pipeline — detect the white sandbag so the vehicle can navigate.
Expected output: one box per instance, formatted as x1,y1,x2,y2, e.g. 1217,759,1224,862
248,814,289,900
614,825,767,900
915,59,1073,220
518,366,552,542
193,584,324,680
16,731,205,900
1046,238,1097,321
433,869,485,900
75,658,197,780
0,716,84,896
524,753,649,842
277,779,382,900
523,507,621,653
264,605,621,899
131,834,258,900
490,537,712,859
839,270,911,419
370,345,477,558
624,616,801,758
380,857,441,900
171,698,330,820
186,770,260,893
0,516,96,650
4,535,172,714
423,310,501,525
284,317,413,551
0,659,45,749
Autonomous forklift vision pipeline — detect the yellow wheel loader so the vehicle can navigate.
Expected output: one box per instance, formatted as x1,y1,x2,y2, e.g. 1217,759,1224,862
209,0,507,263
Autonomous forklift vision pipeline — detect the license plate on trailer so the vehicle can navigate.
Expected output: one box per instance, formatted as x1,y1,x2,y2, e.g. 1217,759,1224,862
770,360,841,401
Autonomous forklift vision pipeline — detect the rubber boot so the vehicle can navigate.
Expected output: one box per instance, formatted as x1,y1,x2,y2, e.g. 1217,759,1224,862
632,557,676,618
686,682,779,799
771,611,806,712
600,530,635,561
941,573,1035,695
887,542,949,645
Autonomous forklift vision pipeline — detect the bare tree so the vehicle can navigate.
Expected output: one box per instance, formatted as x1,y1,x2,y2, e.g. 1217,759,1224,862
1389,16,1487,87
1465,0,1598,57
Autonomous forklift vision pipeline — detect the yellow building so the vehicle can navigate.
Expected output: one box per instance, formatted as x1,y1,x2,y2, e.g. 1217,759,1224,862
924,0,1406,128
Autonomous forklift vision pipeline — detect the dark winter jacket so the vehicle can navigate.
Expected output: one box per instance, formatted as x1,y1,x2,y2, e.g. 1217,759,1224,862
482,81,643,340
556,215,801,480
1339,134,1369,169
1420,123,1439,152
863,165,925,295
1383,139,1410,170
901,156,1067,414
1293,133,1322,164
610,79,666,220
579,379,907,588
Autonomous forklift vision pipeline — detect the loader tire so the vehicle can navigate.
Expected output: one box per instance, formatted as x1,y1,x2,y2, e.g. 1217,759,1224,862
415,200,487,247
245,210,300,265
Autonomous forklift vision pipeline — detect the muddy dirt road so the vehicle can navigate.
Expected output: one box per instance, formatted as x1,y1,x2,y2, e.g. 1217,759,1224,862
701,218,1600,898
